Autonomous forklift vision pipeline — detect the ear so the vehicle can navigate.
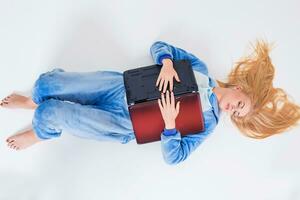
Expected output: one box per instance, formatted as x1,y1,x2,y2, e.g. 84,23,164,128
235,86,242,90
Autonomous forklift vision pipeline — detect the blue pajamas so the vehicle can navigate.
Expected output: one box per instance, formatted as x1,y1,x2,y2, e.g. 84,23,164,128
31,68,135,144
30,41,221,165
150,41,221,165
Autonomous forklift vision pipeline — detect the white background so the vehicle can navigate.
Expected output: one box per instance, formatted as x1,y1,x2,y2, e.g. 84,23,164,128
0,0,300,199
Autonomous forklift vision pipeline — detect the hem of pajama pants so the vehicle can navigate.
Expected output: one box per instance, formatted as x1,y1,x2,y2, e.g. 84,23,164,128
32,121,62,140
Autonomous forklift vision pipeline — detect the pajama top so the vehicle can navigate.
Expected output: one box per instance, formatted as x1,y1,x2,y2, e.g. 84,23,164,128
150,41,221,165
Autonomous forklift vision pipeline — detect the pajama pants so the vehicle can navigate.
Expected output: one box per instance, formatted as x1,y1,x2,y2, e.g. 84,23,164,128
31,68,136,144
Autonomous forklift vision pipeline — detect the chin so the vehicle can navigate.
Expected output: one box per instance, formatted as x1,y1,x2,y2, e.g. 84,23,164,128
219,105,225,112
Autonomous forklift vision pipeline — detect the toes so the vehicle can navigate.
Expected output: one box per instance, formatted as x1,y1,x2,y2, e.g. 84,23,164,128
6,137,15,143
2,96,10,101
9,143,18,150
8,142,14,148
8,142,21,151
7,140,14,144
1,100,9,106
1,94,12,103
6,139,15,146
8,140,15,143
7,134,22,150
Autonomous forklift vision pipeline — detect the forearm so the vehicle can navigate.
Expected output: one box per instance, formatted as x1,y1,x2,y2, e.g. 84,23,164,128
165,120,175,129
150,41,209,75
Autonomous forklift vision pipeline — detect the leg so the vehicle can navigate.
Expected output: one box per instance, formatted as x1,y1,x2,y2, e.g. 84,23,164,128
31,68,127,109
6,98,135,150
1,68,127,110
0,93,37,109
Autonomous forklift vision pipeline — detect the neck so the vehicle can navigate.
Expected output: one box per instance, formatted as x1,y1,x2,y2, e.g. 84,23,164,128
212,87,224,103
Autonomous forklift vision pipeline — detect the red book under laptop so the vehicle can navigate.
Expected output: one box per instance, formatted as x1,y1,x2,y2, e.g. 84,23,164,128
123,60,205,144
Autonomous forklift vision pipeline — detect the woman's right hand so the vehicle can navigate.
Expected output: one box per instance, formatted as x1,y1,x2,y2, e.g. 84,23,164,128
156,58,181,93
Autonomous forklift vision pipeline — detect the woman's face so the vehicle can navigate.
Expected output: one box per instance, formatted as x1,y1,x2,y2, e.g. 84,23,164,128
219,86,252,117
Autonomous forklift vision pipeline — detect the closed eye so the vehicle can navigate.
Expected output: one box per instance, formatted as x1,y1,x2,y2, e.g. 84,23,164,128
233,101,244,117
236,101,245,117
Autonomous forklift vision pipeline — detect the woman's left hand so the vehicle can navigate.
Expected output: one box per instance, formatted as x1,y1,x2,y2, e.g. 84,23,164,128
158,90,180,129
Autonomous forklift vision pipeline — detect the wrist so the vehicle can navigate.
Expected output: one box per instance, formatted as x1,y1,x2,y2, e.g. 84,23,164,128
165,121,176,129
162,58,173,65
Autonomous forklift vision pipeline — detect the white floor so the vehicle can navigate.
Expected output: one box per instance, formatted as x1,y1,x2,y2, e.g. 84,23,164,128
1,0,300,200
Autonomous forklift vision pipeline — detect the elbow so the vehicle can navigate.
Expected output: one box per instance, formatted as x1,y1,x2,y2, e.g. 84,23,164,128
164,158,182,166
163,154,186,166
150,41,167,50
152,40,166,45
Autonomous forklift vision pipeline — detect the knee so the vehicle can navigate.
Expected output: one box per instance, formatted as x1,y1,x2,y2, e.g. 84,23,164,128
34,99,63,122
31,68,64,104
32,99,64,139
34,68,64,88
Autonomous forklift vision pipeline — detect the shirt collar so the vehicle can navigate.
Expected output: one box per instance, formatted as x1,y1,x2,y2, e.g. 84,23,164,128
208,77,221,123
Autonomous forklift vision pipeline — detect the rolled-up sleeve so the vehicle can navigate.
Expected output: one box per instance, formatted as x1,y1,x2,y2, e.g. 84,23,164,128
160,110,217,165
150,41,209,76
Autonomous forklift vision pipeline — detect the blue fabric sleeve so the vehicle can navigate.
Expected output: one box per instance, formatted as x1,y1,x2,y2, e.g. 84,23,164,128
159,55,173,65
150,41,209,76
163,128,177,136
160,110,217,165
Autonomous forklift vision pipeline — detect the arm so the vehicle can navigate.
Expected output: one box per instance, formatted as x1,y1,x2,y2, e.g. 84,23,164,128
150,41,209,76
161,110,217,165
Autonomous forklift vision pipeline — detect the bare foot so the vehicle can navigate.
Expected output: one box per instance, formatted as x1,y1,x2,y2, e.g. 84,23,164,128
0,93,37,109
6,129,42,150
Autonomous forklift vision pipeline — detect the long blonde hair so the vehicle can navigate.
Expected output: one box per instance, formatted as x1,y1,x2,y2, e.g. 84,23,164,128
216,40,300,139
